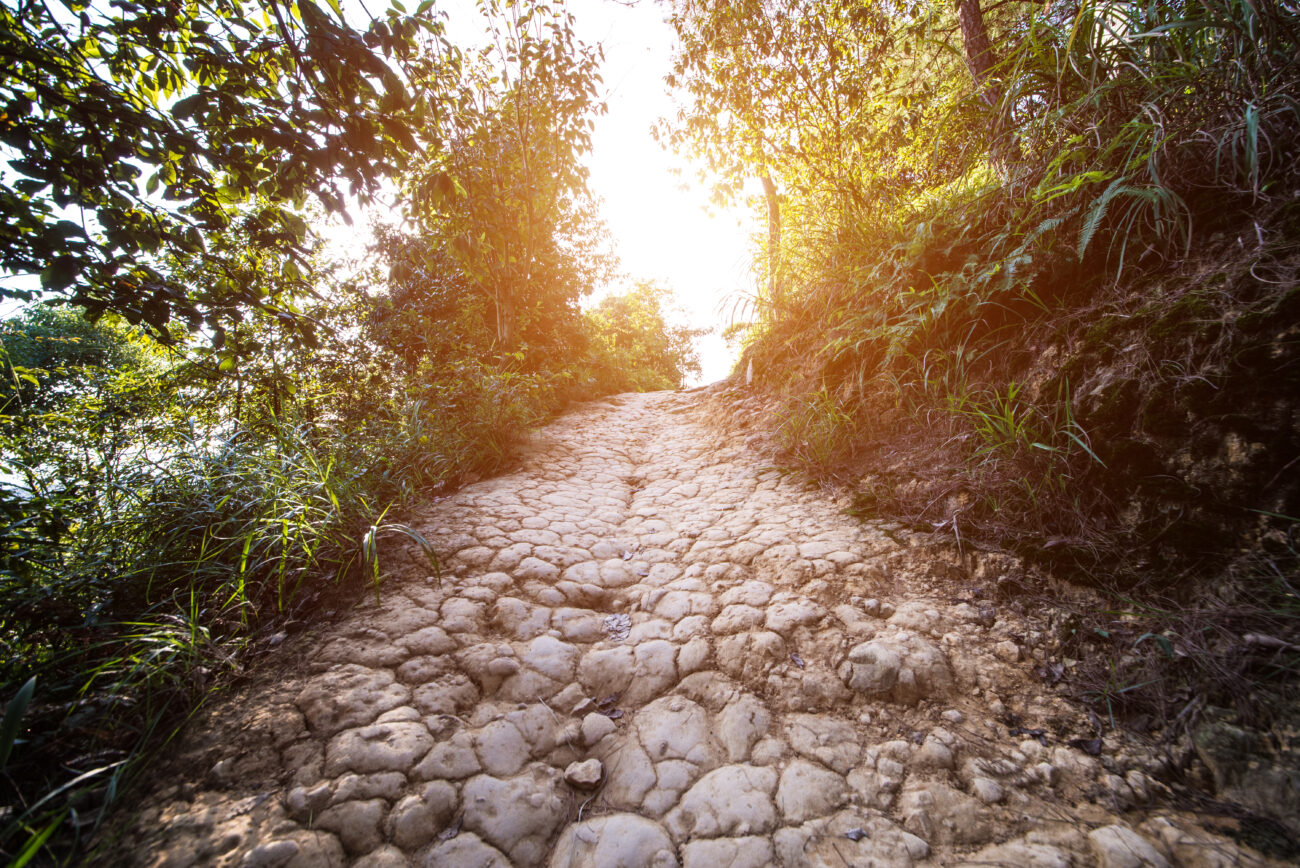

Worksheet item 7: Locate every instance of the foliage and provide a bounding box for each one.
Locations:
[387,0,614,370]
[583,281,708,392]
[0,0,450,340]
[666,0,1300,562]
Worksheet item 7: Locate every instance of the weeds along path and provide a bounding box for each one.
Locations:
[111,389,1278,867]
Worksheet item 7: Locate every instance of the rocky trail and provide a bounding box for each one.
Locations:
[109,389,1280,868]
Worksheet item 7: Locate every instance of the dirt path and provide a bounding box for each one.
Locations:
[114,390,1275,867]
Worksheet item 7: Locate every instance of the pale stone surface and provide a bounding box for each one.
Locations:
[960,839,1074,867]
[563,758,602,790]
[295,666,409,737]
[665,765,779,840]
[776,758,848,822]
[324,722,434,776]
[418,832,510,867]
[842,632,953,705]
[115,390,1284,868]
[1088,825,1172,868]
[314,799,386,856]
[462,768,568,866]
[387,781,456,850]
[548,814,678,868]
[680,836,774,868]
[579,712,616,746]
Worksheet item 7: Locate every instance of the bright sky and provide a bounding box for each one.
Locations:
[324,0,760,384]
[562,0,757,384]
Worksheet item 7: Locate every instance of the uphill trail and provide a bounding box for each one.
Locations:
[110,389,1278,867]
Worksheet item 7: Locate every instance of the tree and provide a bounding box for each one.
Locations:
[660,0,973,311]
[0,0,452,340]
[585,282,707,391]
[384,0,614,371]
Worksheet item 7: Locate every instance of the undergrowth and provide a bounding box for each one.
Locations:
[691,0,1300,830]
[0,278,694,862]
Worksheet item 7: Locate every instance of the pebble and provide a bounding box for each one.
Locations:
[564,759,603,791]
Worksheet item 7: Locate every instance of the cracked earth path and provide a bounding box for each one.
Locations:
[116,389,1278,867]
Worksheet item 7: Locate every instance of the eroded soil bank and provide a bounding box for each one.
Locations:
[104,390,1283,867]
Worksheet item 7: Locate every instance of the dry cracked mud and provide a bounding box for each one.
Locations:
[107,390,1284,868]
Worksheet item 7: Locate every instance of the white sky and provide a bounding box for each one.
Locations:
[564,0,757,384]
[324,0,760,384]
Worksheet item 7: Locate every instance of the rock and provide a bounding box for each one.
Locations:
[580,712,617,747]
[677,637,710,674]
[565,758,603,790]
[599,737,657,809]
[634,696,720,766]
[993,639,1020,662]
[315,632,409,668]
[417,831,510,868]
[387,781,457,850]
[520,635,580,681]
[711,604,765,634]
[1088,824,1171,868]
[396,625,458,656]
[914,736,955,770]
[765,598,827,635]
[462,767,568,865]
[295,666,410,737]
[515,556,560,582]
[680,836,773,868]
[330,772,406,804]
[897,782,993,846]
[352,846,410,868]
[473,720,530,777]
[960,840,1073,868]
[776,758,848,822]
[486,657,520,677]
[324,721,434,776]
[665,765,779,840]
[970,777,1005,804]
[239,840,300,868]
[413,729,481,780]
[784,714,861,774]
[715,631,786,683]
[410,673,479,716]
[577,646,634,698]
[842,632,953,705]
[285,783,332,822]
[549,683,586,714]
[1145,816,1265,868]
[716,693,770,762]
[626,640,678,704]
[548,814,678,868]
[314,799,387,856]
[553,608,606,643]
[278,831,346,868]
[774,812,928,868]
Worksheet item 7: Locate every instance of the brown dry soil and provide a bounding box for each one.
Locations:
[101,389,1285,867]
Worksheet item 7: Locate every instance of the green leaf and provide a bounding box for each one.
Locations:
[1,676,36,770]
[39,257,80,291]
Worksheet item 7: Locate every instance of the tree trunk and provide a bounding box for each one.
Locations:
[957,0,1000,102]
[956,0,1014,167]
[761,174,782,310]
